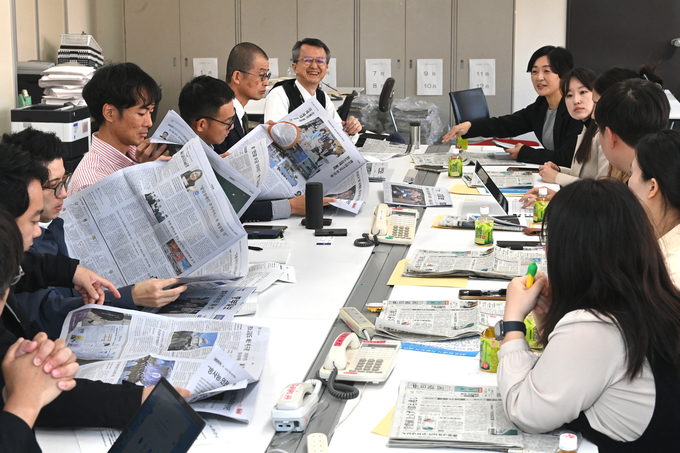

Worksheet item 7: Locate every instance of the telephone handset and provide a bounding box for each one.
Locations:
[319,332,400,384]
[271,379,322,432]
[370,203,418,245]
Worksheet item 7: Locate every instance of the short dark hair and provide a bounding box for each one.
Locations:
[226,42,268,83]
[595,78,670,148]
[593,66,664,96]
[2,128,66,166]
[526,45,573,78]
[636,130,680,214]
[178,76,235,124]
[542,178,680,378]
[83,62,162,124]
[0,207,23,294]
[292,38,330,62]
[0,143,48,218]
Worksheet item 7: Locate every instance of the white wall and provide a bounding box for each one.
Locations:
[512,0,567,111]
[0,0,17,133]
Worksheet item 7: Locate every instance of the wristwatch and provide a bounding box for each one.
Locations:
[494,320,526,341]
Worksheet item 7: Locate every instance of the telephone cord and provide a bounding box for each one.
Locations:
[326,365,360,399]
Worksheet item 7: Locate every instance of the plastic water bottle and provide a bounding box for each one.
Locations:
[475,206,493,246]
[448,149,463,178]
[556,433,578,452]
[533,187,549,223]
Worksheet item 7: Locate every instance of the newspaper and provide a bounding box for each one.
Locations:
[366,161,388,181]
[375,299,504,341]
[230,97,367,213]
[388,381,524,449]
[61,138,249,289]
[359,138,411,160]
[326,166,369,214]
[463,171,534,188]
[141,286,254,319]
[383,182,452,207]
[437,215,525,232]
[404,247,546,279]
[411,152,450,167]
[150,110,261,217]
[61,305,268,420]
[461,151,526,166]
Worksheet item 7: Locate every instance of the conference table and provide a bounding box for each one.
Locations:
[36,147,598,452]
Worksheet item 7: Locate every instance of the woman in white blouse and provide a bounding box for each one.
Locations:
[537,68,608,185]
[628,130,680,287]
[497,178,680,452]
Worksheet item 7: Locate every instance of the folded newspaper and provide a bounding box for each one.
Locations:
[436,215,525,232]
[60,305,268,421]
[463,171,534,188]
[383,182,453,207]
[375,299,504,341]
[461,150,526,166]
[61,137,249,289]
[230,97,369,214]
[388,381,563,452]
[403,248,546,280]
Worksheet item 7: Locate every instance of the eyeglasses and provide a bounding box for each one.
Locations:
[10,266,24,286]
[202,114,237,129]
[238,70,271,82]
[297,57,327,66]
[42,173,72,197]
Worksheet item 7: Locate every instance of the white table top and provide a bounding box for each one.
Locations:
[666,89,680,121]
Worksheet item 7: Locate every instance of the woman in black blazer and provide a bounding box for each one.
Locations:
[443,46,583,168]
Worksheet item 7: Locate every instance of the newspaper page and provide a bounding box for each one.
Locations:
[383,182,452,207]
[463,171,534,188]
[411,153,450,167]
[436,215,526,232]
[247,239,291,264]
[61,138,249,288]
[359,138,411,160]
[150,109,261,217]
[365,161,388,181]
[404,248,546,279]
[222,140,269,189]
[375,299,505,341]
[141,287,254,320]
[229,98,367,212]
[326,166,369,214]
[388,381,524,449]
[461,151,526,166]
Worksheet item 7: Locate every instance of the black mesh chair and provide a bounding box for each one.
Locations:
[449,88,490,124]
[337,91,358,121]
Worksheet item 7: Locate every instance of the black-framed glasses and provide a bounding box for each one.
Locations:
[297,57,327,66]
[202,114,237,129]
[238,70,272,82]
[10,266,24,286]
[42,173,72,197]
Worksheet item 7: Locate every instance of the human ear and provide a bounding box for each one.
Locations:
[102,104,116,123]
[648,177,660,200]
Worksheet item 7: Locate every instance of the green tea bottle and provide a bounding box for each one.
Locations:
[556,433,578,452]
[533,187,549,223]
[475,206,494,246]
[448,149,463,178]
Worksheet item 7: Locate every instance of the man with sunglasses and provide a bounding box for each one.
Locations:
[4,129,187,338]
[264,38,362,135]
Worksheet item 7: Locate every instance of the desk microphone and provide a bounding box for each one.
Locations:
[305,182,324,230]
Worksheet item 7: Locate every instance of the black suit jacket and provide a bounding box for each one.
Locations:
[466,96,583,167]
[214,113,246,155]
[1,252,143,430]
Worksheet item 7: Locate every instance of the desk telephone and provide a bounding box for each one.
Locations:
[370,203,418,245]
[319,332,400,384]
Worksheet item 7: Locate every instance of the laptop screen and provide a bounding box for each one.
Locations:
[109,377,205,453]
[474,161,510,215]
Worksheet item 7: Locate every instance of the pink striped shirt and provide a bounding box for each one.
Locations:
[68,133,138,195]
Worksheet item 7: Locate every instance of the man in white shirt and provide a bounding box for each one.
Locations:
[264,38,362,135]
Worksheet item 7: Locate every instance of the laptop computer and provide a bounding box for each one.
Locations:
[474,161,532,222]
[108,377,206,453]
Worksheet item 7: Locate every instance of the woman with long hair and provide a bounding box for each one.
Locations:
[629,130,680,287]
[537,68,608,185]
[497,178,680,452]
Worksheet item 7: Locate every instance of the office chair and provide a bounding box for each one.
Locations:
[449,88,490,124]
[337,90,358,121]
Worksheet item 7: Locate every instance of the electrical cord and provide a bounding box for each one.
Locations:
[326,365,360,399]
[328,382,368,439]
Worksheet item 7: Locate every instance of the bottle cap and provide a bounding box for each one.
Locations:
[480,206,490,215]
[538,187,548,197]
[558,433,578,451]
[451,148,459,155]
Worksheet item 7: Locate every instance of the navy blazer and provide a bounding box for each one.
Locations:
[214,113,246,155]
[466,96,583,167]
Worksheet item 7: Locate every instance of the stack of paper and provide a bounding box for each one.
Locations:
[38,64,95,105]
[58,33,104,68]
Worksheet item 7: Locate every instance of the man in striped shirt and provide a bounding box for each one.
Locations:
[69,63,171,196]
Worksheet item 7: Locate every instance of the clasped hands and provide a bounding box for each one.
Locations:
[502,271,552,343]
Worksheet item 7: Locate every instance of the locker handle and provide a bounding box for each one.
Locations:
[409,60,412,69]
[185,58,188,67]
[173,57,176,67]
[460,60,464,69]
[397,59,400,69]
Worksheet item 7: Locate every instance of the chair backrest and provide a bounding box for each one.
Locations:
[337,91,357,121]
[449,88,490,124]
